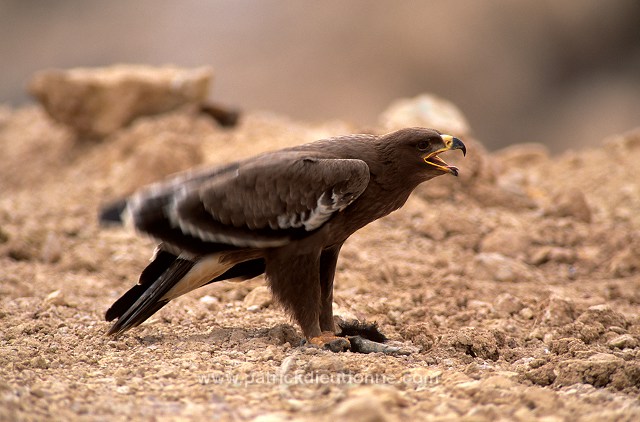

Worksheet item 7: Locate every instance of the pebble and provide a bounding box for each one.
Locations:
[494,293,525,315]
[332,302,358,321]
[30,356,50,369]
[115,386,131,395]
[474,253,534,282]
[252,414,289,422]
[543,295,575,326]
[607,334,638,350]
[519,307,535,320]
[199,295,220,311]
[243,285,272,310]
[44,290,67,307]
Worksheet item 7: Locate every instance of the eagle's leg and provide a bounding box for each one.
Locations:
[318,245,404,354]
[266,249,349,352]
[318,244,342,332]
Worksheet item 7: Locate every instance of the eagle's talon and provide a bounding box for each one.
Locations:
[307,332,351,352]
[324,337,351,353]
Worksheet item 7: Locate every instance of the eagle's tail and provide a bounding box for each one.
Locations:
[105,249,193,335]
[99,199,128,226]
[105,249,266,336]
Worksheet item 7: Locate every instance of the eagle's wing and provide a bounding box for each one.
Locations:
[122,152,370,252]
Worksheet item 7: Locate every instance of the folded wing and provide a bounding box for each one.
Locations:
[117,151,371,253]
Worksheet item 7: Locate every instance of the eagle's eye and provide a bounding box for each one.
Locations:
[417,141,430,151]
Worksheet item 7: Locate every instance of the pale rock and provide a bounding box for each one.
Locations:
[543,295,575,326]
[29,64,212,138]
[199,295,220,311]
[494,293,524,315]
[520,307,535,320]
[577,304,628,329]
[243,285,272,310]
[555,354,624,388]
[474,253,534,282]
[30,356,49,369]
[513,407,536,421]
[44,290,67,306]
[252,414,289,422]
[453,380,481,396]
[379,93,470,136]
[607,334,638,349]
[115,385,131,395]
[493,370,520,380]
[332,302,358,321]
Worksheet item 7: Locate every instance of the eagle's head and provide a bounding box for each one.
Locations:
[382,127,466,179]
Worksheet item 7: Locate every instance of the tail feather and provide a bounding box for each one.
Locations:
[105,249,179,322]
[99,199,128,226]
[106,251,267,336]
[107,257,195,336]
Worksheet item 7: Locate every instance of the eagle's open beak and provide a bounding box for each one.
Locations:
[423,134,466,176]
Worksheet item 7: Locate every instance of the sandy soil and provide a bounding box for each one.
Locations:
[1,104,640,421]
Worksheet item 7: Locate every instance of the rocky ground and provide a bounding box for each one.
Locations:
[1,85,640,421]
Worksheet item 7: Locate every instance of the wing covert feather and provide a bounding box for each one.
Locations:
[169,155,370,247]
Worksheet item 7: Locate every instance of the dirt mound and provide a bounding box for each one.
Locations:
[1,96,639,421]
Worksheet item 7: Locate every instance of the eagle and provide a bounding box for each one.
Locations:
[101,127,465,351]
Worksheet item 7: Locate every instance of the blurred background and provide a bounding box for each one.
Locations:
[1,0,639,151]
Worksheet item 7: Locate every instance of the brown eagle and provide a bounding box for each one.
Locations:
[101,127,465,351]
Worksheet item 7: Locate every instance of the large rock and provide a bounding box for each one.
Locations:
[29,64,212,138]
[379,93,470,136]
